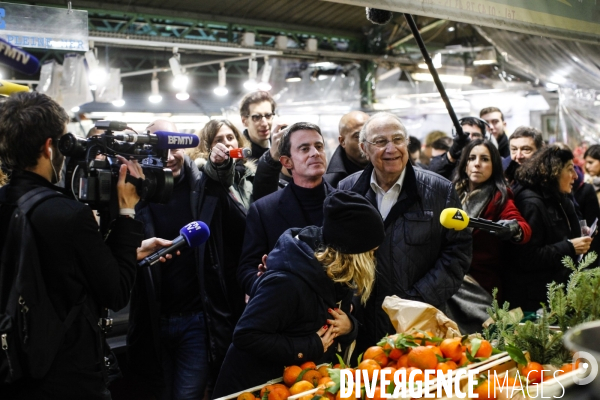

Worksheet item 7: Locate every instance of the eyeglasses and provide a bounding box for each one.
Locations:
[364,135,410,148]
[246,113,275,122]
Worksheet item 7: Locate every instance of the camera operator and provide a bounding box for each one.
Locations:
[0,92,144,399]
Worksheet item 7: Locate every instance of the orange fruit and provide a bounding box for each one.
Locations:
[302,370,323,386]
[406,367,424,381]
[386,359,397,368]
[557,363,574,375]
[237,392,256,400]
[261,384,291,400]
[468,339,493,358]
[427,345,443,359]
[520,361,543,384]
[396,354,409,369]
[283,365,303,387]
[440,338,463,362]
[457,352,469,367]
[357,359,381,381]
[289,380,315,395]
[505,376,523,389]
[318,376,334,388]
[436,362,452,374]
[388,348,403,360]
[407,346,438,370]
[298,396,313,400]
[300,361,317,370]
[472,379,496,400]
[336,389,358,400]
[317,364,330,377]
[445,360,458,370]
[381,366,396,391]
[411,331,436,346]
[364,346,389,368]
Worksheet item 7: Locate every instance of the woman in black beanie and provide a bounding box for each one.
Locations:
[212,191,385,397]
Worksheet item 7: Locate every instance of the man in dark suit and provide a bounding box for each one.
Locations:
[324,111,370,187]
[238,122,336,295]
[0,92,144,399]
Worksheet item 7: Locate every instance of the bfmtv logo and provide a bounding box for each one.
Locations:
[184,221,203,232]
[572,351,598,385]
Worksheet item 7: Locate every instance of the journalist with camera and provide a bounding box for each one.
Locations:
[0,92,144,399]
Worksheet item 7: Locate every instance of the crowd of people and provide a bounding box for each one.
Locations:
[0,90,597,399]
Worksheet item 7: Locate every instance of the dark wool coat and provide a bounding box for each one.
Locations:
[338,162,472,355]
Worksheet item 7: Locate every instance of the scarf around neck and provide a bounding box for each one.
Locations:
[459,182,495,218]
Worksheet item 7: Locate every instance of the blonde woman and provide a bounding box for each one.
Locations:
[191,119,256,209]
[213,191,384,396]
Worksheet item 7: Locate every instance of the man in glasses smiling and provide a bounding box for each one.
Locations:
[338,112,471,357]
[239,91,277,161]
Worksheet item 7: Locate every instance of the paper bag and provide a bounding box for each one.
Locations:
[382,295,461,338]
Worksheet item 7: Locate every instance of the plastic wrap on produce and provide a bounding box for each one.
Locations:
[382,295,461,338]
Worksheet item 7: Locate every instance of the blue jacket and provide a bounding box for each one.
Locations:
[213,226,357,397]
[338,162,472,353]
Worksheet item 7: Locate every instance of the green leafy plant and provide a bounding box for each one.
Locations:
[548,252,600,331]
[482,288,522,350]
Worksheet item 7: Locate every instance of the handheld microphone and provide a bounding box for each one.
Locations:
[110,130,199,150]
[138,221,210,268]
[0,80,29,96]
[229,148,252,159]
[439,208,505,233]
[0,38,40,75]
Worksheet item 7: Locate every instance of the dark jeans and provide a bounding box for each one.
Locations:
[160,312,208,400]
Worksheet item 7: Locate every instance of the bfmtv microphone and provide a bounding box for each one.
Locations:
[229,148,252,159]
[439,208,505,233]
[138,221,210,268]
[0,38,40,75]
[110,129,200,150]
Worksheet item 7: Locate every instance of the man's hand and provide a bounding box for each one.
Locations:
[210,143,230,166]
[116,156,144,209]
[257,254,268,277]
[571,236,593,255]
[269,122,289,160]
[137,237,179,261]
[448,132,470,162]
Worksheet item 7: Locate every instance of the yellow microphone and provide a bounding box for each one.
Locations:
[0,80,29,96]
[440,207,505,232]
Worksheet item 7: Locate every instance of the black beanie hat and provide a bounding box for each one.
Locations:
[322,190,385,254]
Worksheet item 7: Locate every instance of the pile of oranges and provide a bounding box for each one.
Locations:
[236,330,496,400]
[236,361,334,400]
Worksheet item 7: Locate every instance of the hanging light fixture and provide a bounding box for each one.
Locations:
[148,72,162,103]
[112,83,125,107]
[411,72,472,84]
[243,56,258,91]
[169,49,189,90]
[214,63,228,96]
[176,91,190,101]
[257,57,272,91]
[418,53,442,69]
[473,48,498,66]
[285,69,302,82]
[85,49,107,86]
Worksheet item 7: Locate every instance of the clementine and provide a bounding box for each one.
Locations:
[440,338,463,362]
[300,361,317,370]
[407,346,438,370]
[520,361,543,384]
[289,380,314,395]
[364,346,389,368]
[283,365,303,387]
[237,392,256,400]
[357,359,381,381]
[302,370,322,386]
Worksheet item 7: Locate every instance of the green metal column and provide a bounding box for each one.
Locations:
[360,60,376,110]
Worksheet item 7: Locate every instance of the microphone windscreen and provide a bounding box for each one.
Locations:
[366,8,394,25]
[0,38,40,75]
[0,80,29,96]
[440,208,469,231]
[180,221,210,247]
[154,131,200,149]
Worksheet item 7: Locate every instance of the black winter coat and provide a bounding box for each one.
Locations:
[0,171,143,399]
[324,145,365,188]
[238,180,336,295]
[213,226,357,397]
[506,187,580,311]
[128,157,246,389]
[338,163,472,353]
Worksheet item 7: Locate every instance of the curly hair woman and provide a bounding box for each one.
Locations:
[508,145,593,311]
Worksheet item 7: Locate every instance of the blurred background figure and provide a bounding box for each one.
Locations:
[584,144,600,205]
[191,119,255,209]
[407,136,422,167]
[420,130,448,167]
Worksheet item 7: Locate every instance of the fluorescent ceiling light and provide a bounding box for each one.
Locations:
[71,106,80,112]
[411,72,472,84]
[473,48,497,66]
[112,99,125,107]
[418,53,442,69]
[214,63,228,96]
[149,74,162,103]
[176,92,190,101]
[214,86,228,96]
[285,69,302,82]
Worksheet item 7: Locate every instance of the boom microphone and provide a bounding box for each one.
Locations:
[111,130,200,149]
[366,8,394,25]
[0,38,40,75]
[440,208,505,233]
[138,221,210,268]
[229,148,252,159]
